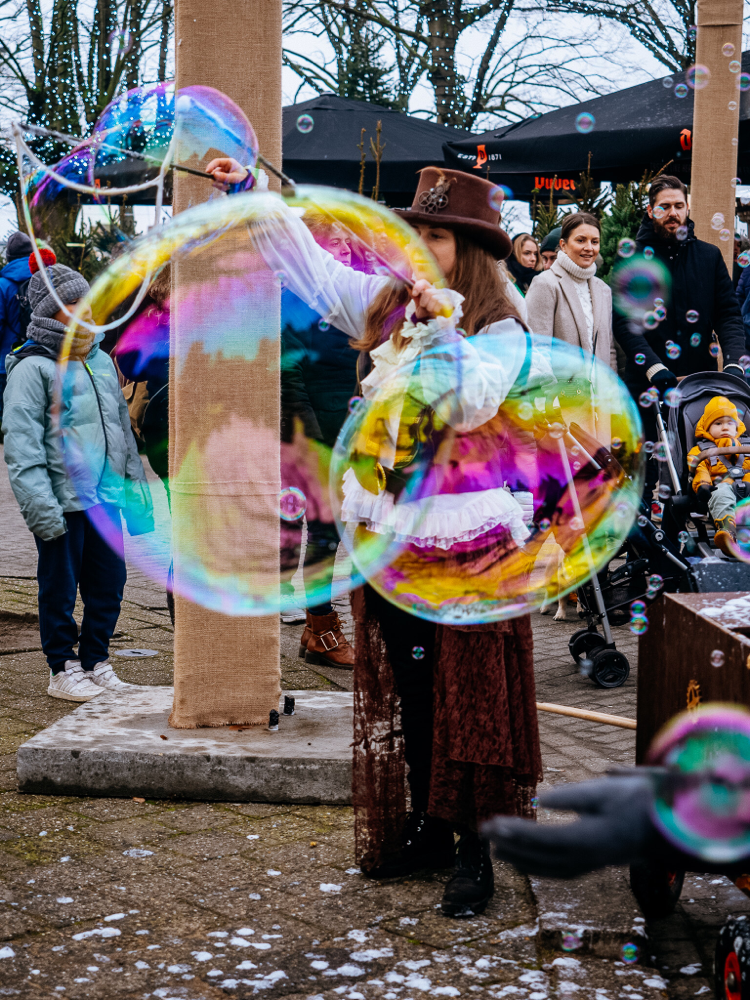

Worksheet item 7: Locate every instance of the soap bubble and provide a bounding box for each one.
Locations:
[613,257,670,329]
[711,649,725,668]
[688,25,696,40]
[662,76,674,88]
[562,931,582,952]
[575,112,595,134]
[729,101,738,112]
[296,114,314,133]
[629,615,648,635]
[686,309,699,323]
[674,83,689,98]
[643,441,654,454]
[720,228,732,242]
[690,333,701,347]
[653,204,666,220]
[664,387,682,407]
[643,247,654,260]
[108,27,134,56]
[621,943,639,964]
[55,183,442,616]
[617,238,636,258]
[729,60,741,74]
[712,212,725,230]
[723,42,736,57]
[678,530,689,543]
[411,646,425,660]
[687,65,710,89]
[644,312,658,330]
[710,343,720,358]
[653,297,664,308]
[348,396,363,413]
[738,73,750,91]
[332,335,644,624]
[279,487,307,522]
[646,574,663,595]
[648,705,750,862]
[676,225,688,241]
[742,355,750,373]
[630,600,646,615]
[639,391,656,407]
[738,252,750,268]
[635,353,646,365]
[488,185,506,211]
[654,306,666,321]
[666,341,681,360]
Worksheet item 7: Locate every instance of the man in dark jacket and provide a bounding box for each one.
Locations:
[0,232,33,426]
[612,175,746,506]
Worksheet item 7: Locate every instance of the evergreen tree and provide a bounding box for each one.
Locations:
[339,22,396,108]
[571,154,610,219]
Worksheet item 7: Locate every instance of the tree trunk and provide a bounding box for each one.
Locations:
[426,3,462,126]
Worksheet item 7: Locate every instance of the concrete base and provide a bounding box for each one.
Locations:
[17,687,353,805]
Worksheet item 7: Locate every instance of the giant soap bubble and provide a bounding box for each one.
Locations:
[54,184,443,616]
[330,334,644,624]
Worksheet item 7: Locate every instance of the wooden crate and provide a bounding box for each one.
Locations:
[636,592,750,763]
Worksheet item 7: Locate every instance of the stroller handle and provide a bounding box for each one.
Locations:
[688,446,750,467]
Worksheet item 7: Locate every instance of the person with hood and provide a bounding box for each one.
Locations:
[2,252,153,702]
[0,231,33,427]
[687,395,750,556]
[539,226,562,270]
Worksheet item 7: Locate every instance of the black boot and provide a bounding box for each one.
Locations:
[441,831,494,918]
[367,811,455,879]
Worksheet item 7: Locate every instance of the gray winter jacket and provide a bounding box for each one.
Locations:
[2,342,153,541]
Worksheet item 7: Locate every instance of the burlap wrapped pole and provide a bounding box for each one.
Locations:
[169,0,282,728]
[690,0,743,274]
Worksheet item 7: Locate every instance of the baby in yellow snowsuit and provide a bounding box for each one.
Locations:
[688,395,750,556]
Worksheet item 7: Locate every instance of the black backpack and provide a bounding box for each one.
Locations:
[14,277,32,345]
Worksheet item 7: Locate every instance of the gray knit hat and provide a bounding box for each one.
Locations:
[540,226,562,254]
[28,265,90,319]
[5,231,33,261]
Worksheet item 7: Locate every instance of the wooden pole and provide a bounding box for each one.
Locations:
[168,0,282,728]
[536,702,637,731]
[690,0,744,272]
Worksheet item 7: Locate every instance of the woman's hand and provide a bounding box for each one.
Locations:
[410,279,454,320]
[206,157,249,191]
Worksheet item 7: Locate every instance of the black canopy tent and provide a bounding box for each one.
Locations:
[281,94,473,205]
[443,51,750,202]
[82,93,473,206]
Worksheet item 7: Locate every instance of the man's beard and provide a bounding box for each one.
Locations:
[652,216,684,241]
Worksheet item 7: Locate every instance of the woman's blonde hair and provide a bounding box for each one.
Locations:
[353,230,521,353]
[512,233,541,270]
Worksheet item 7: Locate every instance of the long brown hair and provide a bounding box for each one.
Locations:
[512,232,541,270]
[353,230,521,353]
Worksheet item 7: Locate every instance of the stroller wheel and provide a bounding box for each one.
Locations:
[588,648,630,688]
[715,916,750,999]
[569,628,606,664]
[629,861,684,919]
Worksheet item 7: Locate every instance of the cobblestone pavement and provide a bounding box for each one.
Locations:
[0,450,745,998]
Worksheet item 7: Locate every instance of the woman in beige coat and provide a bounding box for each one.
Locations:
[525,212,617,373]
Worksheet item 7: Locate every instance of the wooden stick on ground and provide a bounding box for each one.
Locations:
[536,702,637,730]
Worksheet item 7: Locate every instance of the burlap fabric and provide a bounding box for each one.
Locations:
[691,0,743,273]
[169,0,282,728]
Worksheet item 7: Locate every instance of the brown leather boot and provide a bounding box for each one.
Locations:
[304,610,355,668]
[298,612,313,660]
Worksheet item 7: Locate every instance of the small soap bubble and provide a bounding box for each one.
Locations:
[347,395,363,413]
[279,487,306,522]
[643,441,654,454]
[562,932,582,952]
[676,225,688,241]
[653,442,668,462]
[621,942,639,964]
[575,112,595,134]
[629,615,648,636]
[720,228,732,242]
[296,114,314,133]
[710,342,720,358]
[411,646,425,660]
[729,101,738,112]
[688,24,696,40]
[531,796,539,810]
[739,252,750,268]
[690,332,701,346]
[662,76,674,88]
[654,305,667,321]
[579,658,593,678]
[666,340,681,359]
[653,204,666,220]
[674,83,689,98]
[644,246,654,260]
[738,72,750,92]
[658,483,672,499]
[273,269,287,284]
[664,388,681,409]
[635,353,646,366]
[729,60,741,74]
[611,436,623,450]
[488,186,505,211]
[644,312,659,330]
[569,516,584,532]
[108,28,134,56]
[723,42,736,57]
[318,318,330,331]
[653,297,664,308]
[687,64,710,89]
[686,309,699,323]
[712,212,726,230]
[630,600,646,615]
[678,530,689,543]
[539,517,551,532]
[639,391,655,407]
[742,354,750,373]
[733,137,739,147]
[711,649,725,668]
[617,237,636,258]
[647,574,663,592]
[637,515,649,528]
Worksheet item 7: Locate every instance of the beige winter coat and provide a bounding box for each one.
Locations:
[524,255,617,372]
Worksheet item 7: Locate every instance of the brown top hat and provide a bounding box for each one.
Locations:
[395,167,512,261]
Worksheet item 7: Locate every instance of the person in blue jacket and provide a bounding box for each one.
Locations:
[2,255,153,703]
[0,231,33,427]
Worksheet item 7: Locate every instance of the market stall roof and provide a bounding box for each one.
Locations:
[282,93,474,205]
[443,52,750,201]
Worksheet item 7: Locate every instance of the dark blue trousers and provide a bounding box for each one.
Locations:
[34,505,126,674]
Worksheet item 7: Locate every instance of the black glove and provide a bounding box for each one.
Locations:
[649,367,678,396]
[695,484,712,508]
[481,775,655,878]
[723,362,745,378]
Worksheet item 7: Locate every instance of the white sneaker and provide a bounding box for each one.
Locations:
[48,661,104,702]
[280,606,307,624]
[90,660,130,691]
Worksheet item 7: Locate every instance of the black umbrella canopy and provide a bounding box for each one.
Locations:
[283,94,473,207]
[444,52,750,201]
